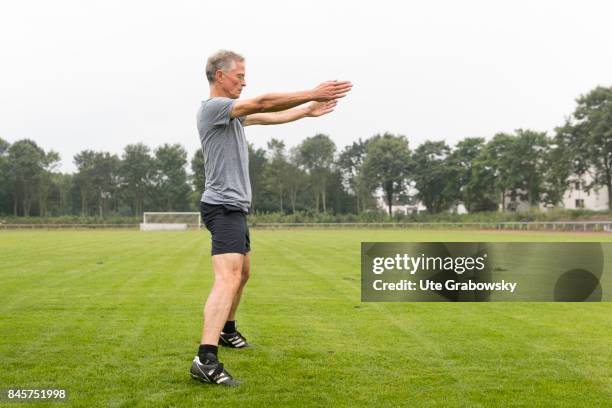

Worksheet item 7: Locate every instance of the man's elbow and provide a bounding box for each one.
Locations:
[254,96,272,113]
[256,95,284,113]
[233,98,266,118]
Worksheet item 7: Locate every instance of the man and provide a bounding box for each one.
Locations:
[189,50,352,386]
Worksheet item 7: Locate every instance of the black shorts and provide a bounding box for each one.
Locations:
[200,201,250,255]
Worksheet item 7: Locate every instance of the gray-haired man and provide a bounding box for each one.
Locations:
[190,50,352,386]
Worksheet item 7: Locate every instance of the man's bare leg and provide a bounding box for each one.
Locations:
[191,252,244,387]
[227,252,250,322]
[201,253,244,345]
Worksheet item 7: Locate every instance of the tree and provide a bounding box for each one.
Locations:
[248,144,267,213]
[285,148,308,214]
[37,150,60,217]
[93,153,120,217]
[7,139,46,216]
[362,133,411,216]
[337,139,375,213]
[326,168,354,214]
[119,143,154,216]
[296,134,336,212]
[483,133,521,211]
[450,137,494,212]
[73,150,97,216]
[412,140,460,214]
[264,139,289,212]
[0,138,11,215]
[563,86,612,209]
[190,148,205,193]
[480,130,548,211]
[512,129,548,206]
[543,119,585,207]
[0,138,8,155]
[541,131,572,207]
[52,173,74,216]
[464,152,500,212]
[153,143,191,211]
[74,150,120,217]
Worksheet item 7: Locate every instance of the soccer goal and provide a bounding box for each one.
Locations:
[140,212,201,231]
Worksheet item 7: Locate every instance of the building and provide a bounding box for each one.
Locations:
[561,173,609,211]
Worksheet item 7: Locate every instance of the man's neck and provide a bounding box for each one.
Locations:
[209,85,231,98]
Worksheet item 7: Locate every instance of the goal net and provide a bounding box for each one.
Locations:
[140,212,201,231]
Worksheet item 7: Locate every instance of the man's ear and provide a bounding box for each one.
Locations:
[215,70,224,84]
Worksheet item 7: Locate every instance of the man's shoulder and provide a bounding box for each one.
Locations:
[202,97,234,109]
[198,97,238,122]
[198,98,234,132]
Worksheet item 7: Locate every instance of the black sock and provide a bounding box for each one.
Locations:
[198,344,218,362]
[223,320,237,333]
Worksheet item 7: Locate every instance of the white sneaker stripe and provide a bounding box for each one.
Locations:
[194,362,212,382]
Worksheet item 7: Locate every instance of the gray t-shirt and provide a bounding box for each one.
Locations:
[197,97,251,212]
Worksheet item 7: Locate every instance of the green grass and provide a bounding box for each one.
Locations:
[1,229,611,407]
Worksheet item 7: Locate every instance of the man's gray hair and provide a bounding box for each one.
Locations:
[205,50,244,84]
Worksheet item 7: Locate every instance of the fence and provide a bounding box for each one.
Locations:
[252,221,612,232]
[2,221,612,232]
[0,224,138,230]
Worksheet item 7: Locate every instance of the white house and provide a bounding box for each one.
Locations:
[561,173,609,211]
[501,172,610,212]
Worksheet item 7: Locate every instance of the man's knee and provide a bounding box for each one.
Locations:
[241,266,250,285]
[216,269,242,295]
[213,254,245,290]
[241,255,250,284]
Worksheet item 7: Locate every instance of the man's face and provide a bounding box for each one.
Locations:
[219,60,246,99]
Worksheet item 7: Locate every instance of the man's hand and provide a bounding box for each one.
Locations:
[305,100,338,117]
[244,100,340,126]
[311,80,353,102]
[232,80,352,118]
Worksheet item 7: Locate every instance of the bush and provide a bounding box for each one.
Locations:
[0,215,140,225]
[2,208,611,225]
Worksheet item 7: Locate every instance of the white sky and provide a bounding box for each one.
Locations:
[1,0,611,173]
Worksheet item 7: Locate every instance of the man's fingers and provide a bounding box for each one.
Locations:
[316,108,335,116]
[332,85,353,96]
[321,80,352,90]
[332,90,351,97]
[333,83,352,91]
[328,80,351,86]
[332,82,352,90]
[313,80,352,102]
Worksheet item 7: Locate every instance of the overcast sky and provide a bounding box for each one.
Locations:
[1,0,611,173]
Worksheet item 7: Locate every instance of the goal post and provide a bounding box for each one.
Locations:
[140,212,201,231]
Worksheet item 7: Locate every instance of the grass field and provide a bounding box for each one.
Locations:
[1,229,611,407]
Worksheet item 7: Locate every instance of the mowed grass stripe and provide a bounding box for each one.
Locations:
[251,229,612,406]
[253,232,569,404]
[2,233,197,369]
[255,232,478,404]
[0,229,611,407]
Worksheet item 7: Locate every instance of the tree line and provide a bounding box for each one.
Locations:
[0,85,611,217]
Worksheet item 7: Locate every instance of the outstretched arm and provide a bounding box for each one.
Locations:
[243,100,337,126]
[230,80,351,119]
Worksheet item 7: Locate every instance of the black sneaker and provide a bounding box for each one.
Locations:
[219,331,252,348]
[190,354,242,387]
